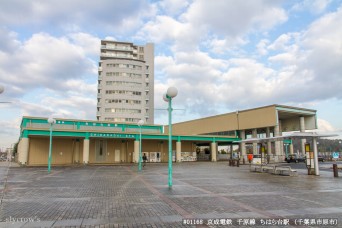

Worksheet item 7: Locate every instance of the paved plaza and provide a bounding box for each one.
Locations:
[0,162,341,227]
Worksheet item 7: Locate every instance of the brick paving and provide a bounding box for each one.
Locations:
[0,161,341,227]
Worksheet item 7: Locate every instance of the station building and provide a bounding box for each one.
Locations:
[17,104,317,166]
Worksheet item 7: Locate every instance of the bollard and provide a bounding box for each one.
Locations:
[229,159,231,166]
[333,164,338,177]
[243,157,245,165]
[237,159,239,167]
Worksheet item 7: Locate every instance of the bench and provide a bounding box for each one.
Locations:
[250,164,297,176]
[275,166,298,176]
[261,165,276,174]
[250,164,262,172]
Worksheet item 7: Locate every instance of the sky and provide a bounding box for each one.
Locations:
[1,0,342,149]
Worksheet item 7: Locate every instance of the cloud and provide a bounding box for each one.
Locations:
[0,0,153,34]
[155,52,277,118]
[183,0,287,36]
[291,6,342,100]
[292,0,332,14]
[0,28,20,52]
[137,16,187,43]
[182,0,287,52]
[256,39,270,56]
[138,0,288,53]
[68,33,100,57]
[0,118,22,148]
[0,31,96,98]
[0,29,99,147]
[154,5,342,118]
[268,34,292,51]
[318,119,336,132]
[158,0,191,16]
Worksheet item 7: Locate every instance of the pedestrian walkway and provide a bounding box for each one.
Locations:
[0,162,341,227]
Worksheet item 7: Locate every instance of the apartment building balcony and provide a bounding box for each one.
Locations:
[101,45,133,52]
[98,67,102,71]
[101,53,134,59]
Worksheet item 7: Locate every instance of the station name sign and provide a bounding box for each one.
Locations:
[90,133,135,139]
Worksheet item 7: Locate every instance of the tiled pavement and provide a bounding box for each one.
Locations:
[0,162,341,227]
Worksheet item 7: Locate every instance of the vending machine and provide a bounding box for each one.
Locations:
[305,143,315,175]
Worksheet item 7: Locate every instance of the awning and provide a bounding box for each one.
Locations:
[236,132,338,143]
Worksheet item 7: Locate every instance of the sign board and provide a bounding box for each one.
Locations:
[333,152,339,159]
[306,152,314,168]
[90,133,135,139]
[252,154,261,164]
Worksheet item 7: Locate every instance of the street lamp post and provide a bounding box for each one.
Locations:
[48,117,56,173]
[137,119,144,171]
[163,87,178,189]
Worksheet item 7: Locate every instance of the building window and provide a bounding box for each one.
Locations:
[104,108,141,113]
[106,72,142,79]
[105,99,141,104]
[105,90,142,96]
[106,63,142,70]
[105,81,142,87]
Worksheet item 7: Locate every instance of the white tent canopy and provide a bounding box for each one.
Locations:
[237,132,338,144]
[236,132,338,176]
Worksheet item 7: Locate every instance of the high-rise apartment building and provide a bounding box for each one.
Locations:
[97,40,154,124]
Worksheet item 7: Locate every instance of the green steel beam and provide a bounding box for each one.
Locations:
[85,132,89,140]
[21,128,241,142]
[21,117,163,132]
[26,130,87,137]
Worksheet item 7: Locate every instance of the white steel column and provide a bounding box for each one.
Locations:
[240,130,246,161]
[266,127,272,155]
[18,138,30,165]
[290,143,294,155]
[266,127,272,162]
[300,116,306,156]
[278,120,284,159]
[252,129,258,154]
[274,125,281,162]
[211,142,217,162]
[83,138,90,164]
[273,110,282,162]
[176,141,181,162]
[313,137,320,176]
